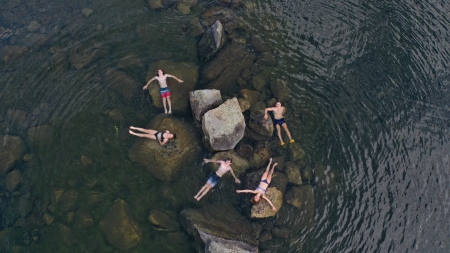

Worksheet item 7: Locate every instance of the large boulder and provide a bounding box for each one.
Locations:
[201,43,255,95]
[99,199,143,251]
[189,89,223,123]
[248,110,273,137]
[202,98,245,151]
[128,115,201,181]
[146,60,198,113]
[180,202,258,253]
[0,135,25,175]
[250,187,282,218]
[198,20,226,61]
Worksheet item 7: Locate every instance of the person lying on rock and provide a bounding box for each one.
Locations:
[143,69,184,115]
[236,158,278,211]
[194,158,241,201]
[128,126,176,146]
[264,101,295,146]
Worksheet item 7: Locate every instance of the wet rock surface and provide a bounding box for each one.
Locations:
[0,135,25,175]
[202,98,245,151]
[128,114,202,181]
[99,199,143,250]
[180,202,258,253]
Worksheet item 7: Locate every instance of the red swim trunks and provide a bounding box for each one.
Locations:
[160,87,171,98]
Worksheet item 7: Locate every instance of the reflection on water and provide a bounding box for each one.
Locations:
[1,0,449,252]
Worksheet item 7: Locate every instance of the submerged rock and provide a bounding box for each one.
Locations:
[189,89,223,123]
[128,115,201,181]
[146,60,199,113]
[0,135,25,175]
[180,202,258,253]
[202,98,245,151]
[99,199,143,250]
[270,79,290,102]
[201,43,255,95]
[27,125,54,147]
[148,209,179,232]
[5,170,22,192]
[104,69,141,103]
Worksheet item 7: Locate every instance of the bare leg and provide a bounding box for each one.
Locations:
[130,126,152,134]
[261,158,273,180]
[129,130,153,139]
[266,162,278,183]
[194,183,212,201]
[167,97,172,114]
[162,97,168,114]
[282,123,293,141]
[275,125,284,144]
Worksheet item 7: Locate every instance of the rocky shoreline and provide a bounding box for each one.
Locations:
[0,1,336,252]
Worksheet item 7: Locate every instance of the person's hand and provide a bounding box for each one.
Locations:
[143,86,148,90]
[179,79,184,83]
[235,178,241,184]
[272,207,277,211]
[203,158,209,163]
[264,114,268,120]
[236,190,241,193]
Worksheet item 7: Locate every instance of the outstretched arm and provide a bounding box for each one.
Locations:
[204,159,222,164]
[264,107,274,120]
[262,195,277,211]
[167,74,183,83]
[229,169,241,184]
[143,77,156,90]
[236,189,257,194]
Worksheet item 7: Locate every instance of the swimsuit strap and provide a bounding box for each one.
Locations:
[154,131,160,139]
[261,179,269,184]
[160,132,165,142]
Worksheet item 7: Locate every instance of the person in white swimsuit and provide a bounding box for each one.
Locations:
[194,158,241,201]
[236,158,278,211]
[143,69,183,114]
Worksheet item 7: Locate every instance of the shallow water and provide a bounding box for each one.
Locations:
[1,0,449,252]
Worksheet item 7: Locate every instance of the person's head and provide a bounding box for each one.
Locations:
[251,193,262,204]
[157,69,165,76]
[225,157,232,164]
[275,101,282,107]
[170,134,177,139]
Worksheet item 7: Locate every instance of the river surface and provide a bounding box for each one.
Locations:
[1,0,449,252]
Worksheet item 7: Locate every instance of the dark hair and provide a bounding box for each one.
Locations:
[156,69,165,76]
[225,157,232,163]
[172,134,177,139]
[250,196,261,204]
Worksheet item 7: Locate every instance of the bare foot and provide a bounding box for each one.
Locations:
[129,130,134,134]
[130,126,136,130]
[164,109,168,114]
[273,162,278,167]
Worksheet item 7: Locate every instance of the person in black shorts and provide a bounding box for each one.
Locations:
[264,101,295,145]
[194,158,241,201]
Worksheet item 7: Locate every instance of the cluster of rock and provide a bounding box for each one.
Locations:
[0,1,339,253]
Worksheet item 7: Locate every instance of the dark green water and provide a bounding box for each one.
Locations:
[1,0,449,252]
